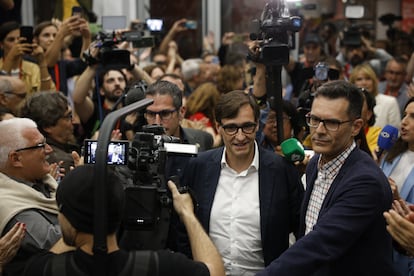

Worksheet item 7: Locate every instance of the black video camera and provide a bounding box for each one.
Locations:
[342,26,362,47]
[249,0,302,66]
[83,30,154,69]
[120,125,197,250]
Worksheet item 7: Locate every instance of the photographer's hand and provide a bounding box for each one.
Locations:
[167,180,225,276]
[168,180,194,218]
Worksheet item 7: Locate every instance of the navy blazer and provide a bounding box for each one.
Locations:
[257,148,398,276]
[178,146,304,266]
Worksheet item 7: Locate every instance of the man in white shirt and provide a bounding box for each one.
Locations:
[178,90,303,276]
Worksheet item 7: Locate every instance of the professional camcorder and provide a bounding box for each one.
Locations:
[119,125,197,250]
[249,0,302,65]
[83,29,154,69]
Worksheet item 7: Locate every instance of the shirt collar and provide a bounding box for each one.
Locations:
[318,141,356,173]
[221,141,260,171]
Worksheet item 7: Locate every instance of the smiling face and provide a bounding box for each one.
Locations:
[217,104,258,167]
[310,96,362,162]
[15,128,53,182]
[352,72,375,93]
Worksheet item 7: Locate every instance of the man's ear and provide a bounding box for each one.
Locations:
[43,126,53,135]
[9,152,23,167]
[178,106,186,121]
[351,118,364,137]
[0,93,7,105]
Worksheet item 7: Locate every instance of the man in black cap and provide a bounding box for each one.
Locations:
[336,29,392,78]
[23,165,225,276]
[285,32,325,99]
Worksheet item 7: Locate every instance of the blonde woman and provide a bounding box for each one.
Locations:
[350,64,401,129]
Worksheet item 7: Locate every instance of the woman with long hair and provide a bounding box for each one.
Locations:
[185,82,221,147]
[380,97,414,275]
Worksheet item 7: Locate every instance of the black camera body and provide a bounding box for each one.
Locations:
[83,30,154,69]
[120,125,197,250]
[249,0,301,66]
[342,26,362,47]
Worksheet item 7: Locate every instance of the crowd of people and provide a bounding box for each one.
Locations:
[1,1,414,275]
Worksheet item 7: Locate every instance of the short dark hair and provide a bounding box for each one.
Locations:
[0,21,19,42]
[20,91,68,134]
[215,90,260,124]
[97,68,126,88]
[314,80,363,119]
[145,80,182,109]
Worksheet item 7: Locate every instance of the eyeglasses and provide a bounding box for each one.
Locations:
[306,114,354,131]
[144,109,177,121]
[386,70,405,76]
[221,122,257,135]
[266,116,291,124]
[15,141,47,152]
[3,91,27,99]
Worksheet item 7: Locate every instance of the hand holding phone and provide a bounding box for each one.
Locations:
[184,20,197,30]
[19,26,33,54]
[20,26,33,44]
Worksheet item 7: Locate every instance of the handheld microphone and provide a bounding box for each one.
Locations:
[376,125,399,159]
[281,138,305,162]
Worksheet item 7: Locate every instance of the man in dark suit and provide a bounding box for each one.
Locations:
[144,80,213,152]
[257,81,398,275]
[178,90,304,275]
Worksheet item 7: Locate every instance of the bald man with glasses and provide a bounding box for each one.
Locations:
[0,117,67,275]
[177,90,304,276]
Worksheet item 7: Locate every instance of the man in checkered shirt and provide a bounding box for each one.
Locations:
[257,80,398,276]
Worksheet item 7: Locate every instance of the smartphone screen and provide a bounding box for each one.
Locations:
[19,26,33,44]
[185,20,197,30]
[83,139,129,165]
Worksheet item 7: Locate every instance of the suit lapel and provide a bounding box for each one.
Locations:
[258,149,276,242]
[201,148,223,232]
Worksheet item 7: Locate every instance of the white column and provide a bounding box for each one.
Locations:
[206,0,221,51]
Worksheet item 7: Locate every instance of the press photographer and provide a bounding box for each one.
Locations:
[23,165,225,276]
[336,24,393,78]
[248,0,301,144]
[72,32,154,140]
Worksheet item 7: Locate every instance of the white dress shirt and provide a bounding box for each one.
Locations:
[209,142,264,276]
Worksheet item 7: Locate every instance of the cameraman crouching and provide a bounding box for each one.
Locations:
[23,165,225,276]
